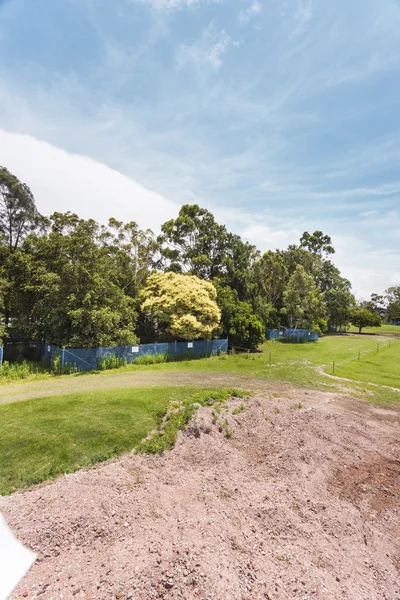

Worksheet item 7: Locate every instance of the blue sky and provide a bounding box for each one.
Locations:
[0,0,399,297]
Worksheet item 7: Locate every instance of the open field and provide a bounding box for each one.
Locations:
[1,334,399,406]
[348,323,400,335]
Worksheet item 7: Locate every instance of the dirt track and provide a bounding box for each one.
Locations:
[1,388,399,600]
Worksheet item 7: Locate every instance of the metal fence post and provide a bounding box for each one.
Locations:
[0,346,3,369]
[62,347,65,369]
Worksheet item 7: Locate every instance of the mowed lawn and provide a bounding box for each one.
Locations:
[0,386,233,495]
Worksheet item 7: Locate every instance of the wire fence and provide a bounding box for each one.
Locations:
[331,339,395,374]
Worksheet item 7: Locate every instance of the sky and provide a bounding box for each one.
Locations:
[0,0,399,298]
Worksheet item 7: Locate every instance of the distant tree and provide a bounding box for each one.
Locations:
[282,265,325,330]
[0,166,44,252]
[350,307,381,333]
[140,272,221,341]
[215,283,265,349]
[384,286,400,322]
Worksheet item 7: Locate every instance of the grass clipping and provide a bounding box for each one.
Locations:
[137,388,249,454]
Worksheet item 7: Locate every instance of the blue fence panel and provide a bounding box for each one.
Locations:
[389,319,400,326]
[40,339,228,372]
[0,346,3,367]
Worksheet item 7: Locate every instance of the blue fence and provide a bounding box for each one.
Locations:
[38,339,228,372]
[389,320,400,326]
[266,328,318,343]
[0,346,3,367]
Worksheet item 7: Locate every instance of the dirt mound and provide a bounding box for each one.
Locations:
[1,389,399,600]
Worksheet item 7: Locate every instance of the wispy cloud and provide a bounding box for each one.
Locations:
[175,23,239,70]
[238,0,262,24]
[132,0,220,10]
[292,0,314,35]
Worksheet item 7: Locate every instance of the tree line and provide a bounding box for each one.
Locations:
[0,166,398,349]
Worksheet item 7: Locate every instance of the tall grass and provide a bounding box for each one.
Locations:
[0,360,50,380]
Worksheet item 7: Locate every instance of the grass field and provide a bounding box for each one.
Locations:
[1,334,399,495]
[348,323,400,335]
[0,386,238,495]
[102,335,400,397]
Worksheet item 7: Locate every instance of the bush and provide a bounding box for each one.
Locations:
[0,360,49,380]
[98,354,127,370]
[134,354,167,365]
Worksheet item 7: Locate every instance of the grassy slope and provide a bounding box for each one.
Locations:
[0,386,235,495]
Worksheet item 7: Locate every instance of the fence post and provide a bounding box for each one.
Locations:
[61,347,66,369]
[0,346,2,369]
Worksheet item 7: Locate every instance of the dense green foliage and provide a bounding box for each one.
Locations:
[140,272,221,340]
[1,166,393,351]
[350,307,382,333]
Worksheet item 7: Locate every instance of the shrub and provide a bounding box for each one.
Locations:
[98,354,127,370]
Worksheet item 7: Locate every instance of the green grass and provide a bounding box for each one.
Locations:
[3,335,400,403]
[348,323,400,336]
[0,386,239,495]
[335,346,400,388]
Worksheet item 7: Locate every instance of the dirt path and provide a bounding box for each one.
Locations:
[0,371,291,405]
[1,389,399,600]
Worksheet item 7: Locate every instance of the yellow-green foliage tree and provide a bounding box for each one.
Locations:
[140,272,221,341]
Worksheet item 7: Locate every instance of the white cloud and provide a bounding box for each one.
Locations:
[132,0,221,10]
[176,24,239,70]
[0,129,178,232]
[239,0,262,24]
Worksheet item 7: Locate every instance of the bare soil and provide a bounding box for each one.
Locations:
[1,388,400,600]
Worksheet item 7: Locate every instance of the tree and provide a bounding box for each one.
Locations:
[0,166,43,252]
[325,288,355,330]
[282,265,325,330]
[140,272,221,341]
[384,286,400,322]
[159,205,258,301]
[253,251,288,308]
[18,213,139,347]
[158,204,228,279]
[350,308,381,333]
[215,284,265,349]
[299,230,335,258]
[0,277,5,345]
